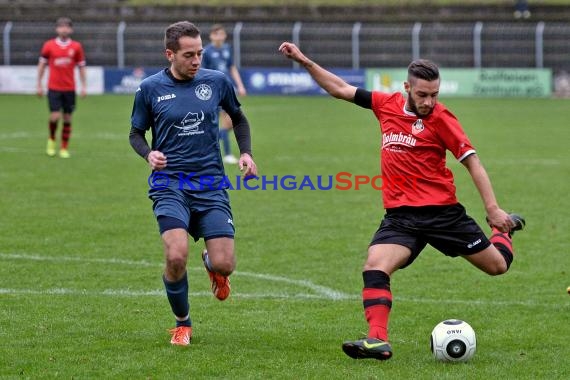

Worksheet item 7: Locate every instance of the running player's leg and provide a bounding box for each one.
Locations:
[343,206,428,361]
[463,213,525,275]
[202,237,235,301]
[194,190,235,300]
[204,237,235,276]
[59,91,76,158]
[46,90,62,156]
[342,243,411,360]
[463,244,510,275]
[152,189,193,345]
[160,224,193,345]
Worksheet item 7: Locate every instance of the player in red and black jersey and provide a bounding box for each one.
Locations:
[37,17,86,158]
[280,42,525,361]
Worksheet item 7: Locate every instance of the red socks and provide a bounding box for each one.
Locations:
[362,270,392,341]
[490,227,514,269]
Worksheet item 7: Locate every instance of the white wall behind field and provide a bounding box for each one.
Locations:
[0,66,104,94]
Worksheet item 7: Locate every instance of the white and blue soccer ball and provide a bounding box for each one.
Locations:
[430,319,477,362]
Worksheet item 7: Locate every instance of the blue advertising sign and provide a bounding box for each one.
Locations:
[104,67,163,94]
[104,67,364,96]
[241,68,365,95]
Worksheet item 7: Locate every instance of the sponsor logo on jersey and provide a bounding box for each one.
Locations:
[195,84,212,101]
[54,57,73,66]
[382,132,417,149]
[467,238,482,249]
[174,111,205,136]
[157,93,176,103]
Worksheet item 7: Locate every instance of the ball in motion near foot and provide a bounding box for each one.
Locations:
[430,319,476,362]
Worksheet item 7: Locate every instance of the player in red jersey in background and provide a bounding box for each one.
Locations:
[37,17,86,158]
[279,42,525,361]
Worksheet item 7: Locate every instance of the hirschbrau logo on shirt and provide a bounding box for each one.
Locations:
[412,119,424,135]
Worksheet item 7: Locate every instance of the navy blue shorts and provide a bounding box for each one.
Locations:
[149,187,234,241]
[47,90,76,113]
[369,203,491,269]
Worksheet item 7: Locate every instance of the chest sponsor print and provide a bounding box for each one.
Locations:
[382,131,417,152]
[173,111,206,136]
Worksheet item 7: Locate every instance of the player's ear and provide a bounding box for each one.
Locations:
[404,81,411,93]
[165,49,174,62]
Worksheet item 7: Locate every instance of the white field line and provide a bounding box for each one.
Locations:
[0,253,351,300]
[0,253,564,308]
[0,288,338,300]
[0,286,563,309]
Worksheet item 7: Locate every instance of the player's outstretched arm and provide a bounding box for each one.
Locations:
[279,42,357,102]
[461,154,513,233]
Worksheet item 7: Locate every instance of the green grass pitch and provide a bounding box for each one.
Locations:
[0,93,569,378]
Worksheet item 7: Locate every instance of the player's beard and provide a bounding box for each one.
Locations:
[407,92,434,118]
[171,61,199,80]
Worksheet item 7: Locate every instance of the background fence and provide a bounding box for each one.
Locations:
[2,21,570,72]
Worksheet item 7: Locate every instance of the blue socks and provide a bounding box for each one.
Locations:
[219,128,231,156]
[163,272,191,327]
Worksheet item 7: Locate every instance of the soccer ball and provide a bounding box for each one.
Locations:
[430,319,476,362]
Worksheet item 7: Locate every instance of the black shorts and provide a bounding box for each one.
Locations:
[369,203,491,269]
[47,90,76,113]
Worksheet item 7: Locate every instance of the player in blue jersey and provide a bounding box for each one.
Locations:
[202,24,247,165]
[129,21,257,346]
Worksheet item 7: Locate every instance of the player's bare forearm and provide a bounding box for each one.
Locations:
[463,155,498,211]
[278,42,356,101]
[462,154,512,232]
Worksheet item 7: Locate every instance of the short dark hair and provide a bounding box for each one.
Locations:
[407,59,440,82]
[210,24,226,34]
[56,17,72,27]
[164,21,201,52]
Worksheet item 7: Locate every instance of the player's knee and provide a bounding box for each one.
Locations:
[483,260,508,276]
[164,242,188,276]
[209,252,235,275]
[165,254,187,276]
[217,258,235,276]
